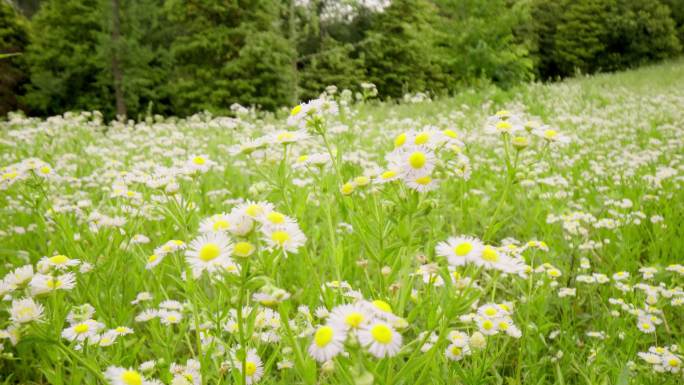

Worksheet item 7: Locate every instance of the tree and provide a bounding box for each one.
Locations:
[0,0,30,116]
[23,0,110,116]
[165,0,295,114]
[360,0,447,98]
[435,0,533,87]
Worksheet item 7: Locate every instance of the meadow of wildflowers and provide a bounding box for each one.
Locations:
[1,61,683,385]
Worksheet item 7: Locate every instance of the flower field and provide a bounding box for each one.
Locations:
[1,61,683,385]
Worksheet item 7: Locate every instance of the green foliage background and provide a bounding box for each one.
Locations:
[0,0,682,118]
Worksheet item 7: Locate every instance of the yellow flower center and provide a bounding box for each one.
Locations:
[381,170,397,180]
[271,231,290,245]
[443,129,458,139]
[484,307,497,317]
[481,247,499,262]
[277,132,295,141]
[198,243,221,262]
[496,122,512,132]
[192,156,206,165]
[233,242,255,257]
[454,242,472,256]
[46,279,62,289]
[148,254,158,263]
[314,326,334,347]
[297,155,308,163]
[341,183,355,195]
[641,323,652,330]
[394,133,407,148]
[345,312,364,328]
[245,361,257,376]
[372,300,392,313]
[482,320,494,330]
[40,166,51,174]
[544,129,558,139]
[408,152,426,169]
[121,370,142,385]
[451,346,462,356]
[668,358,680,367]
[2,171,18,180]
[290,105,302,116]
[414,132,430,145]
[370,324,393,344]
[74,323,89,334]
[267,212,285,224]
[115,327,127,333]
[415,176,431,185]
[512,136,529,147]
[49,255,69,265]
[167,315,178,322]
[498,321,509,330]
[213,219,230,231]
[245,204,263,217]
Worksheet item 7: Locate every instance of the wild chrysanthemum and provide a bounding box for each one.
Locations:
[104,366,150,385]
[262,224,306,253]
[185,232,234,277]
[62,319,103,342]
[199,213,233,234]
[29,273,76,295]
[10,298,44,324]
[445,343,471,361]
[436,236,484,266]
[238,349,264,385]
[358,321,402,358]
[329,304,370,332]
[308,324,346,362]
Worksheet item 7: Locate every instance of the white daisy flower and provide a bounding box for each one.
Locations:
[445,343,471,361]
[308,324,346,362]
[185,232,234,277]
[10,297,44,324]
[262,223,306,253]
[158,310,183,325]
[329,304,371,332]
[436,236,484,266]
[4,265,34,287]
[62,319,104,342]
[145,253,165,270]
[199,213,233,234]
[29,273,76,295]
[405,173,439,192]
[237,349,264,385]
[186,155,213,173]
[475,316,499,336]
[104,366,150,385]
[39,254,80,271]
[358,321,402,358]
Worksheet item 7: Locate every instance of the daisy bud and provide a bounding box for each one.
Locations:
[381,266,392,276]
[470,332,486,349]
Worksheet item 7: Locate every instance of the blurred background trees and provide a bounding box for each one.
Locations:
[0,0,682,119]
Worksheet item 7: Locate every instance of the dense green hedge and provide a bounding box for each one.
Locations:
[0,0,681,118]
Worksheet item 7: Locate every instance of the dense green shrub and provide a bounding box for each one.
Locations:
[530,0,681,79]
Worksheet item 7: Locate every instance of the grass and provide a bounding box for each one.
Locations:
[0,59,683,385]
